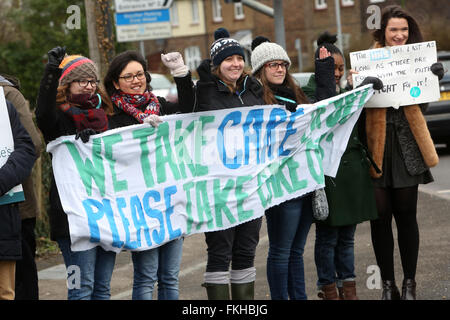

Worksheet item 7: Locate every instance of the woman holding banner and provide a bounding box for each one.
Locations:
[303,32,381,300]
[104,50,194,300]
[178,28,265,300]
[250,36,314,300]
[36,47,116,300]
[366,5,444,300]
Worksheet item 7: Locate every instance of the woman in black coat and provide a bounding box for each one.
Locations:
[177,28,265,300]
[104,50,194,300]
[0,100,36,299]
[36,47,116,300]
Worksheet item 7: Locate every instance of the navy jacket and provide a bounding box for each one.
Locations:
[0,100,36,260]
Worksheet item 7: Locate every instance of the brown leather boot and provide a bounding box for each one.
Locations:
[338,286,344,300]
[318,283,339,300]
[342,281,359,300]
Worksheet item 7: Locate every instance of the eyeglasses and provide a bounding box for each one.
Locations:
[266,62,289,70]
[119,71,146,82]
[76,79,99,88]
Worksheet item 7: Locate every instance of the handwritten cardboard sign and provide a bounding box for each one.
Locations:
[350,41,440,108]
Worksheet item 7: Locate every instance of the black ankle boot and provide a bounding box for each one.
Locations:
[401,279,416,300]
[381,280,400,300]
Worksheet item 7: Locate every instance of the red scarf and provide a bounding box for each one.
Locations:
[58,93,108,133]
[111,90,160,123]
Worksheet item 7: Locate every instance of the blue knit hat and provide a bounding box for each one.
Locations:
[210,28,245,66]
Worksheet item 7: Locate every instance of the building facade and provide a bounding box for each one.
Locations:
[140,0,450,74]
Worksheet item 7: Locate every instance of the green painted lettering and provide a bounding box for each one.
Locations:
[133,127,156,188]
[64,138,105,196]
[213,178,236,228]
[103,134,128,193]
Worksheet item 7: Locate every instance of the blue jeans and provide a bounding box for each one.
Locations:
[131,238,183,300]
[314,223,356,288]
[57,239,116,300]
[265,195,313,300]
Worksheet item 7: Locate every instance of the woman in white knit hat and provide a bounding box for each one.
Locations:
[251,37,313,300]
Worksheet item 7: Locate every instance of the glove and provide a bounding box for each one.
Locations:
[431,62,445,80]
[47,46,66,67]
[161,52,189,77]
[75,128,97,143]
[358,76,383,90]
[196,59,215,83]
[285,101,298,113]
[143,114,162,127]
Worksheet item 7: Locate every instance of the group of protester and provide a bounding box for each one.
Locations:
[0,5,445,301]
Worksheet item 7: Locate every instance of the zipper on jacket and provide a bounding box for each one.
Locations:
[219,76,248,105]
[237,76,248,105]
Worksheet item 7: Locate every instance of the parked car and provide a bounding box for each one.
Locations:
[150,73,177,102]
[424,51,450,148]
[292,72,314,87]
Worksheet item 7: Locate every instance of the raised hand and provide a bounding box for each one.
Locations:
[47,46,66,67]
[196,59,214,83]
[161,52,189,77]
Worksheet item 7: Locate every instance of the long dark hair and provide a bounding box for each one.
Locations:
[254,68,309,105]
[103,50,152,97]
[372,5,423,46]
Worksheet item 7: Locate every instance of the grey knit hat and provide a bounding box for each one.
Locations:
[251,42,291,74]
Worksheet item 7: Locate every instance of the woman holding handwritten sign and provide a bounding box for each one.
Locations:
[367,5,444,300]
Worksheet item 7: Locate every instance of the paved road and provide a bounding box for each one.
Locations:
[37,148,450,300]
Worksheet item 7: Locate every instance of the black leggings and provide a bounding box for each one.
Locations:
[370,186,419,281]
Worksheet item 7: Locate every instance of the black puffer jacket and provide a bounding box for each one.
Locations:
[0,101,36,260]
[35,64,82,241]
[181,59,264,113]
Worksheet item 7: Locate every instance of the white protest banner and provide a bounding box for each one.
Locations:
[0,87,25,205]
[47,86,374,253]
[350,41,440,108]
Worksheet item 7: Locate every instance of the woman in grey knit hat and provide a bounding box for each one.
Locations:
[251,37,312,300]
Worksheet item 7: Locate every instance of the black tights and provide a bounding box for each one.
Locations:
[370,186,419,281]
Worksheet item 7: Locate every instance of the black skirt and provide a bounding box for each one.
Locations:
[372,122,434,188]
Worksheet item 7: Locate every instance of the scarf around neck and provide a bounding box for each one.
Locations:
[111,90,160,123]
[59,93,108,133]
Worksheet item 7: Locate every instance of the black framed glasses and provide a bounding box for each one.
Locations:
[119,71,146,82]
[266,62,289,70]
[76,79,99,88]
